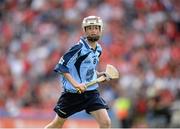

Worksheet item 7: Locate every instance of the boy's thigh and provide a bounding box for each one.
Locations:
[54,92,85,118]
[85,91,109,114]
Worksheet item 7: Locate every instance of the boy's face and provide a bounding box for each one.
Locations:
[85,25,101,42]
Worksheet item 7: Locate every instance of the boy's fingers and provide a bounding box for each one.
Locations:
[76,88,82,94]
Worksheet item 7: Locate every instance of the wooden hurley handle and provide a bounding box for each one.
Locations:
[77,76,106,94]
[85,76,106,88]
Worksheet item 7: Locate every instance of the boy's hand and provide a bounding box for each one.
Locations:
[75,83,87,94]
[98,72,111,81]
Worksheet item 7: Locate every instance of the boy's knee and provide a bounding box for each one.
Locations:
[100,118,111,128]
[44,121,61,128]
[44,115,66,128]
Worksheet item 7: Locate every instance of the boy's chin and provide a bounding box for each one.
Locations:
[87,35,100,42]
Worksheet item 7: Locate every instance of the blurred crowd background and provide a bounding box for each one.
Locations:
[0,0,180,128]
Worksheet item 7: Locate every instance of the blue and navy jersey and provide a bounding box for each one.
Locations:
[54,37,102,93]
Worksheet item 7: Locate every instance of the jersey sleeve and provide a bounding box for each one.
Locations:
[54,43,83,74]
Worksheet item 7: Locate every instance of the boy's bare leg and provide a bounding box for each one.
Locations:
[90,109,111,128]
[44,114,66,128]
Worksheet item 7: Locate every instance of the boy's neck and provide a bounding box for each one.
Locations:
[88,41,97,50]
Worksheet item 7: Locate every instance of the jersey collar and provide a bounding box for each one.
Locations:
[80,36,97,51]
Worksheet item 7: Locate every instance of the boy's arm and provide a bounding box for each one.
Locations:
[63,72,86,93]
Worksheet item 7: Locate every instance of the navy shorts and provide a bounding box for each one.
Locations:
[54,90,109,118]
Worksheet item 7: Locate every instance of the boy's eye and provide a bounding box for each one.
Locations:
[94,26,98,29]
[87,26,99,30]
